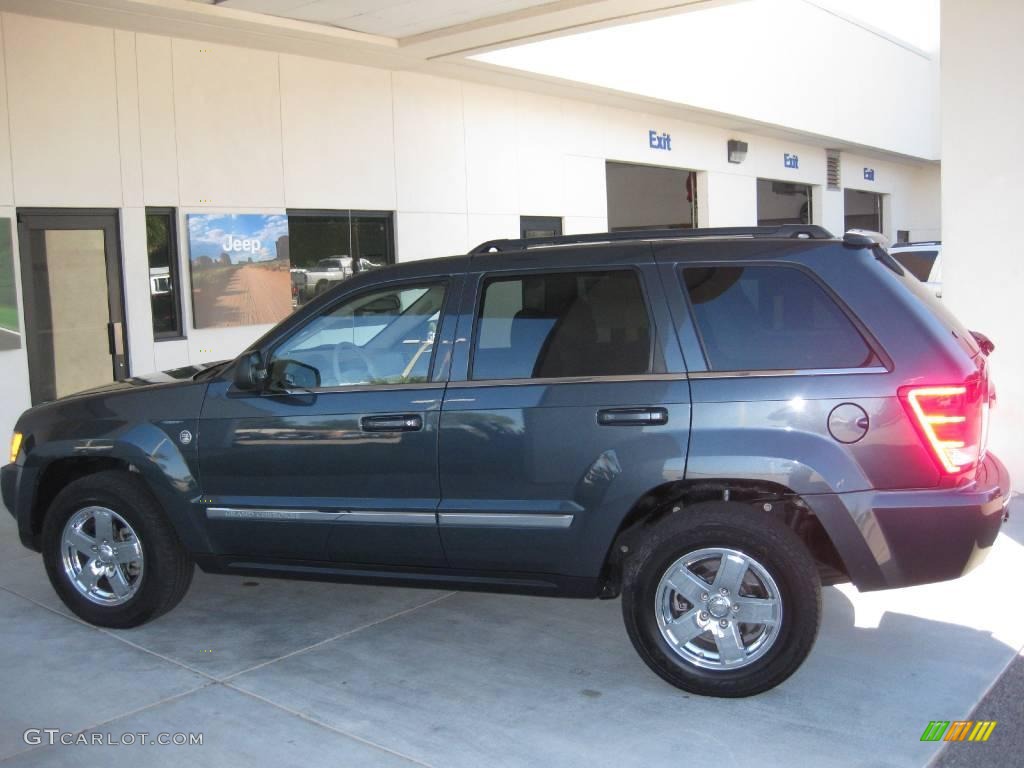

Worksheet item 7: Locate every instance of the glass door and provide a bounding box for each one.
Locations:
[17,210,128,403]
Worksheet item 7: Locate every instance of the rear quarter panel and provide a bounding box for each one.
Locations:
[655,240,973,494]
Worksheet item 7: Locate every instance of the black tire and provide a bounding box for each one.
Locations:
[41,471,194,628]
[621,501,821,697]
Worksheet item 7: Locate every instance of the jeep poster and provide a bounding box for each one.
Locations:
[186,213,291,329]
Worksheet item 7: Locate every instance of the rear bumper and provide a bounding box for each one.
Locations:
[807,452,1011,591]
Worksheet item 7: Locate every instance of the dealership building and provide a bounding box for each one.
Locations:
[0,0,1019,474]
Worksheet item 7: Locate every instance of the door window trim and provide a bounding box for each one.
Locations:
[467,265,661,383]
[677,260,892,375]
[260,275,454,394]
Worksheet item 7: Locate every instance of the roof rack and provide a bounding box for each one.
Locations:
[470,224,835,254]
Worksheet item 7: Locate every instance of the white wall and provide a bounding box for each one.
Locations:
[0,11,939,445]
[941,0,1023,477]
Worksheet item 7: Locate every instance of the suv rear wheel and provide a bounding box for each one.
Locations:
[42,471,194,628]
[621,501,821,697]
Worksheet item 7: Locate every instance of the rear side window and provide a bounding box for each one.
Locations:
[472,270,653,380]
[682,266,878,371]
[891,249,938,282]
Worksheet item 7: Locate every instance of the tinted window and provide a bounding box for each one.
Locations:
[270,283,445,388]
[473,270,652,380]
[146,209,183,339]
[287,211,395,308]
[682,266,876,371]
[891,249,938,282]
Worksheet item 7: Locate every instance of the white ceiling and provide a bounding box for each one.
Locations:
[191,0,561,38]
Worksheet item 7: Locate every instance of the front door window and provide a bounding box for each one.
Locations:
[268,283,446,389]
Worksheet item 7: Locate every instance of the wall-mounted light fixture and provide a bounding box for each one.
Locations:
[727,139,748,164]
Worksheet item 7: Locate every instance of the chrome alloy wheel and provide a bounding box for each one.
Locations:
[655,547,782,670]
[61,506,144,606]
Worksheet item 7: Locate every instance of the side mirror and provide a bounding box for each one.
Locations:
[268,359,321,392]
[233,352,265,391]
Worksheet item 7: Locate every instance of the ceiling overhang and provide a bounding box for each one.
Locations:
[0,0,936,164]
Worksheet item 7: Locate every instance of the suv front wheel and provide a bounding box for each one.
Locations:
[621,501,821,697]
[42,471,194,628]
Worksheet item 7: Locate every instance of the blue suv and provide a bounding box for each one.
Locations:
[2,225,1010,697]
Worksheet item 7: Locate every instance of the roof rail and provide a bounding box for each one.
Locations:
[470,224,835,254]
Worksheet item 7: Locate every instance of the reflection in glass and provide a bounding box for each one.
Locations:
[288,212,394,309]
[270,283,444,388]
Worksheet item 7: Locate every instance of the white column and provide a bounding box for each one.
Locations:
[941,0,1024,476]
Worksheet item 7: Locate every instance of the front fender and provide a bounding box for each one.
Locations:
[12,380,212,553]
[17,423,211,553]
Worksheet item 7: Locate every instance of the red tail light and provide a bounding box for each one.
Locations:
[899,373,989,477]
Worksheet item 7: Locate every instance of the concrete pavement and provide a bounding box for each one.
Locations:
[1,500,1021,767]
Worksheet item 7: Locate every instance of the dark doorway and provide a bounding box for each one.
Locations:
[606,161,697,231]
[844,189,883,233]
[757,179,812,225]
[17,209,128,404]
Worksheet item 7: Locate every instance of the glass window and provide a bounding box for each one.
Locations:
[146,209,183,339]
[682,266,877,371]
[891,250,938,282]
[520,216,563,240]
[269,283,445,389]
[472,270,653,380]
[287,211,395,308]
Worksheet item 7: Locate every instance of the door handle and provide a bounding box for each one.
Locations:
[361,414,423,432]
[597,407,668,426]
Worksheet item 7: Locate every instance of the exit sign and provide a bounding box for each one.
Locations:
[784,153,799,169]
[864,167,876,181]
[648,130,672,151]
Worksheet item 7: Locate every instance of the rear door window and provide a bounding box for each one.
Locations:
[891,249,938,282]
[681,265,878,371]
[472,270,653,380]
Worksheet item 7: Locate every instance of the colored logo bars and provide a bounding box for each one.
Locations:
[920,721,997,742]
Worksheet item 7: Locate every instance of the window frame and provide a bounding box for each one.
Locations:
[467,265,661,383]
[263,275,452,393]
[678,261,891,376]
[145,207,185,341]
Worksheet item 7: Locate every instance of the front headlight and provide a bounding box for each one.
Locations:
[9,432,22,464]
